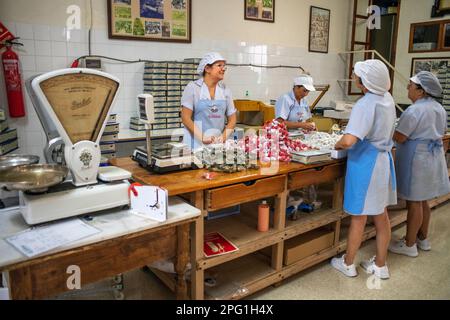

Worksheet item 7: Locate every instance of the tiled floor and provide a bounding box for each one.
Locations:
[54,202,450,300]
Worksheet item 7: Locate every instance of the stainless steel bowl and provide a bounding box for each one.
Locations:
[0,154,40,170]
[0,164,68,192]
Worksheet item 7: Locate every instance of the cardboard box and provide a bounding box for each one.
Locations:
[283,228,334,266]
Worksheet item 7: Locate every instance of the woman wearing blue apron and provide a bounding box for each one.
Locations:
[331,60,397,280]
[389,71,450,257]
[181,52,237,150]
[275,75,317,131]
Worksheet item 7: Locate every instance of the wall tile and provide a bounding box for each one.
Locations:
[35,56,53,72]
[20,56,36,72]
[34,40,51,56]
[50,27,67,42]
[16,23,34,40]
[33,25,51,41]
[51,41,67,57]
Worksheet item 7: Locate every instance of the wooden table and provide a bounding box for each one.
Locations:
[0,198,200,300]
[111,134,450,300]
[111,157,347,300]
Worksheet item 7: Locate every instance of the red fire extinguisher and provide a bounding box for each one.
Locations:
[1,38,25,118]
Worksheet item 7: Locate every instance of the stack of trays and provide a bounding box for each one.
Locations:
[100,113,119,166]
[0,109,19,156]
[143,61,190,134]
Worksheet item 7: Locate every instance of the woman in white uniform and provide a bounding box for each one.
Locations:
[389,71,450,257]
[275,75,316,130]
[331,60,397,279]
[181,52,237,150]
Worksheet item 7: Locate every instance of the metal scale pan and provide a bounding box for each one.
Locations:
[0,154,40,170]
[0,164,68,193]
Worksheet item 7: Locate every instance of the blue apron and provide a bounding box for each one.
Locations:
[395,139,443,199]
[183,98,227,150]
[344,139,396,215]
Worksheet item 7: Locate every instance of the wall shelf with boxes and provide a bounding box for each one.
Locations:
[409,19,450,53]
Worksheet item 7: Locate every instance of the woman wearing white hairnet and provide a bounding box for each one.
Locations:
[275,75,317,130]
[181,52,237,150]
[389,71,450,257]
[331,60,397,280]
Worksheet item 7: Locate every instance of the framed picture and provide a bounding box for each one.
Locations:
[443,22,450,49]
[432,0,450,17]
[244,0,275,23]
[411,57,450,77]
[107,0,191,43]
[309,6,330,54]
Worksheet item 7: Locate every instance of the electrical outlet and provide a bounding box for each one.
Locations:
[83,57,102,70]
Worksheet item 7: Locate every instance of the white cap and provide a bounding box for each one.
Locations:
[197,52,226,75]
[293,75,316,91]
[354,59,391,95]
[410,71,443,98]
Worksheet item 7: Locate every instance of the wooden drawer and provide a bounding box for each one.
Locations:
[288,163,345,190]
[206,175,286,211]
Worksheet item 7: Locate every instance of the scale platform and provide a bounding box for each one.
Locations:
[132,143,199,174]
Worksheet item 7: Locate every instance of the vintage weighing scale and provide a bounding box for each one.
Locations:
[132,94,202,173]
[0,69,131,225]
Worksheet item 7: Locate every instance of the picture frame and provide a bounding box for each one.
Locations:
[244,0,275,23]
[443,22,450,49]
[107,0,191,43]
[410,57,450,77]
[432,0,450,17]
[309,6,330,54]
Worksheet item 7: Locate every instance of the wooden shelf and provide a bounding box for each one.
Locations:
[201,212,283,270]
[200,206,341,270]
[285,208,342,240]
[205,253,275,300]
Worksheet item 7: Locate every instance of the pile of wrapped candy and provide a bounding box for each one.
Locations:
[195,139,259,173]
[244,119,310,162]
[300,132,343,150]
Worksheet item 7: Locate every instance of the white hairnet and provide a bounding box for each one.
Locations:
[197,52,226,75]
[354,59,391,95]
[293,75,316,91]
[410,71,443,98]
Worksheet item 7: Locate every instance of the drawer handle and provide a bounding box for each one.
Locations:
[314,166,325,171]
[243,180,256,187]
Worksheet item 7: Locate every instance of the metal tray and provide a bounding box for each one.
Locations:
[0,164,68,192]
[0,154,40,170]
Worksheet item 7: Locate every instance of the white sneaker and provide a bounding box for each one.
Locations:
[331,254,358,277]
[360,256,390,279]
[416,238,431,251]
[388,239,419,257]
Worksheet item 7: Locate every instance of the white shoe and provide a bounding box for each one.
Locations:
[416,238,431,251]
[360,256,390,279]
[388,239,419,257]
[331,254,357,277]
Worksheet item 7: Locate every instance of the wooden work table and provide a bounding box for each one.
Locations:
[112,134,450,300]
[0,198,200,300]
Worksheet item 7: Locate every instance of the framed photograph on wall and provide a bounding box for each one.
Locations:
[107,0,191,43]
[309,6,330,53]
[410,57,450,76]
[244,0,275,23]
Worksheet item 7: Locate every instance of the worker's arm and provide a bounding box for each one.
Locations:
[335,134,358,150]
[222,113,237,142]
[181,107,213,144]
[277,118,316,131]
[393,131,408,144]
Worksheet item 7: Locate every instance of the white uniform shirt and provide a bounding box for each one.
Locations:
[345,92,396,151]
[275,91,311,123]
[181,78,236,116]
[396,97,447,140]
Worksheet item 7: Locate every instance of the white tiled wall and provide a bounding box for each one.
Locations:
[0,22,347,160]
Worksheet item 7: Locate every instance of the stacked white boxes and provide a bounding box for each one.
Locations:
[100,113,119,166]
[0,109,18,156]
